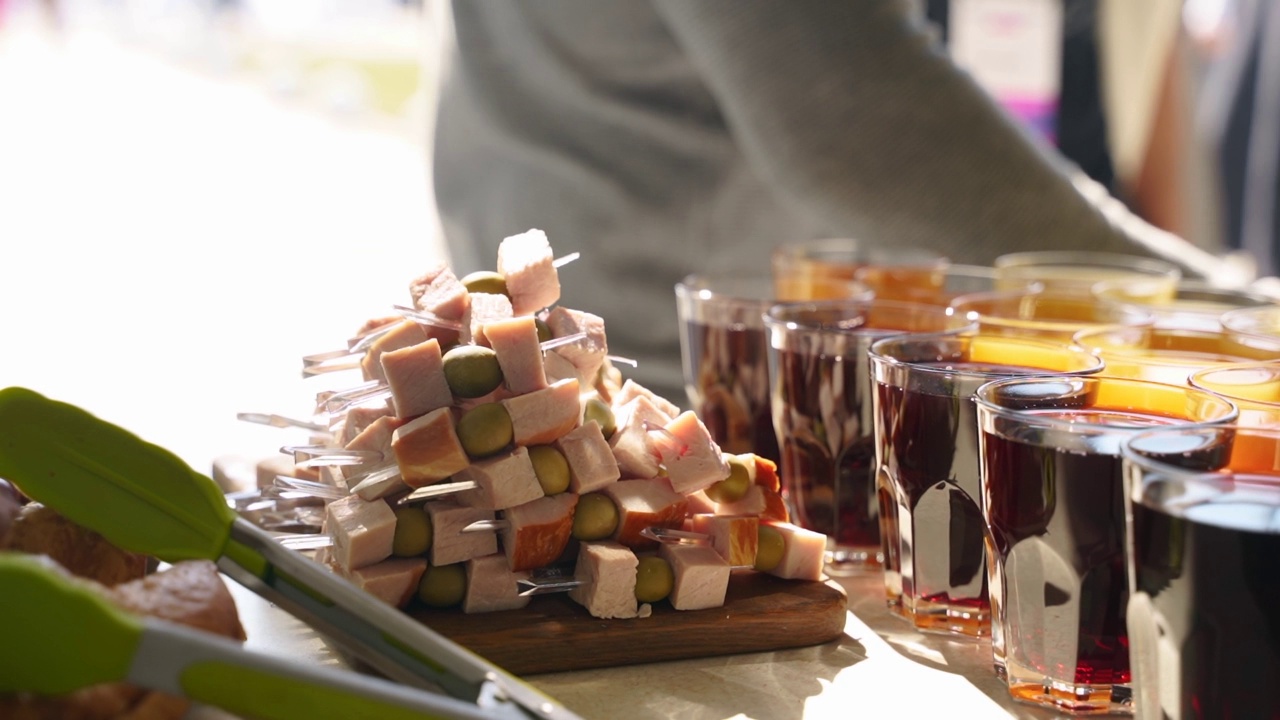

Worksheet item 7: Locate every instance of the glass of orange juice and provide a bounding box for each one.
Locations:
[951,289,1154,343]
[772,238,946,301]
[1071,326,1280,385]
[994,251,1181,300]
[1092,279,1274,331]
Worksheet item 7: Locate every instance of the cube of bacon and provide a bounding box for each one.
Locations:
[659,542,731,610]
[343,557,427,609]
[764,521,827,581]
[323,494,396,572]
[654,411,730,495]
[465,292,514,345]
[500,378,580,446]
[568,542,638,619]
[500,493,578,572]
[380,338,453,420]
[611,379,681,421]
[360,320,431,383]
[496,228,560,316]
[391,408,470,488]
[544,307,607,388]
[425,500,497,567]
[689,514,758,568]
[484,316,547,395]
[454,447,545,511]
[601,479,688,550]
[609,395,668,479]
[555,421,621,494]
[410,261,470,324]
[464,553,531,614]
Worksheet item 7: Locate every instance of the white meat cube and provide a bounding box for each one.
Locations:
[765,521,827,581]
[463,553,531,614]
[611,379,681,421]
[500,378,580,446]
[344,557,427,609]
[391,408,471,488]
[496,228,560,315]
[555,421,621,493]
[454,447,545,511]
[569,542,638,619]
[323,494,396,572]
[465,292,514,345]
[380,338,453,420]
[608,395,668,479]
[360,320,431,383]
[544,307,608,387]
[655,411,730,494]
[485,316,547,395]
[425,500,498,567]
[501,493,578,571]
[410,261,470,324]
[602,479,689,550]
[659,542,731,610]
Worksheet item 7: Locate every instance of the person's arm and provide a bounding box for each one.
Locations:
[651,0,1244,282]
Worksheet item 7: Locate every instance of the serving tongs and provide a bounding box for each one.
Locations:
[0,387,580,720]
[0,553,507,720]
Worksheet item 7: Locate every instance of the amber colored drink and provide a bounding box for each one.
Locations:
[772,238,945,301]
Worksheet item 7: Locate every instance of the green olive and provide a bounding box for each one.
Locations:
[582,397,616,440]
[392,506,433,557]
[442,345,504,398]
[572,492,619,541]
[528,444,570,495]
[704,457,751,504]
[418,563,466,608]
[456,403,513,459]
[534,317,552,343]
[634,556,674,603]
[755,525,786,573]
[461,270,509,297]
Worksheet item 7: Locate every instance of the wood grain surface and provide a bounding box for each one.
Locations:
[408,573,849,675]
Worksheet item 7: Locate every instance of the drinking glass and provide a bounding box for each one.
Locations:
[974,376,1237,714]
[1071,326,1280,386]
[1221,305,1280,344]
[1189,360,1280,426]
[994,251,1181,300]
[952,289,1155,342]
[675,274,871,465]
[764,300,973,575]
[1092,279,1274,331]
[855,263,1041,306]
[869,333,1103,637]
[1122,424,1280,720]
[771,237,946,301]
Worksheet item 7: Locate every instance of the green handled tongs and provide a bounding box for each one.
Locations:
[0,387,578,720]
[1,552,507,720]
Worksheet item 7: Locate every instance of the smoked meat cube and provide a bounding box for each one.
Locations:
[689,514,758,568]
[601,479,688,550]
[500,492,578,571]
[391,407,470,488]
[501,378,580,446]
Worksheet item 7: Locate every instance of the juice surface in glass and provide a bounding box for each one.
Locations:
[1072,327,1280,386]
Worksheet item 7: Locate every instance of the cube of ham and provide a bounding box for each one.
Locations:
[380,338,453,420]
[544,307,608,386]
[500,493,578,571]
[500,378,580,446]
[323,494,396,572]
[496,228,560,315]
[336,403,394,447]
[569,542,638,619]
[608,395,668,479]
[463,553,531,614]
[654,411,730,495]
[425,500,498,566]
[391,408,470,488]
[454,447,545,511]
[659,542,731,610]
[466,292,514,345]
[340,415,399,485]
[541,351,580,386]
[611,379,681,421]
[689,514,758,568]
[484,316,547,395]
[343,557,427,609]
[715,484,790,523]
[360,320,431,383]
[555,421,621,494]
[601,479,688,550]
[409,261,470,325]
[764,521,827,581]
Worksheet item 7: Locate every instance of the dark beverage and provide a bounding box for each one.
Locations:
[682,319,780,465]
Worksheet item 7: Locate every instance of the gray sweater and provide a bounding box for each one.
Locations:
[432,0,1210,401]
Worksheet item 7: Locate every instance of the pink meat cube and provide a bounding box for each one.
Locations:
[465,292,514,345]
[340,414,400,485]
[409,261,470,324]
[463,553,531,614]
[391,408,471,488]
[541,351,580,386]
[544,307,608,388]
[500,378,580,446]
[765,521,827,581]
[601,479,689,550]
[555,421,621,493]
[380,338,453,420]
[336,403,395,447]
[569,542,638,619]
[659,543,731,610]
[655,411,730,494]
[323,493,396,572]
[454,447,545,511]
[689,514,758,568]
[496,229,560,315]
[500,493,578,571]
[608,395,668,479]
[611,379,681,421]
[344,557,427,609]
[360,320,431,383]
[425,500,498,567]
[484,316,548,395]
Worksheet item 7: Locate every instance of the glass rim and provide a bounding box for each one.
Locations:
[993,250,1181,278]
[1071,325,1280,360]
[973,374,1239,431]
[762,298,973,335]
[950,289,1157,328]
[1221,304,1280,337]
[676,272,871,307]
[1188,359,1280,407]
[868,331,1105,380]
[1091,278,1275,309]
[771,237,948,266]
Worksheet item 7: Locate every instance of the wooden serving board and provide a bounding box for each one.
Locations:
[408,573,849,675]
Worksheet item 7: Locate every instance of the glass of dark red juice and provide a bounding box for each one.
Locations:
[675,274,869,465]
[974,376,1236,714]
[763,299,973,576]
[1122,424,1280,720]
[869,333,1103,637]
